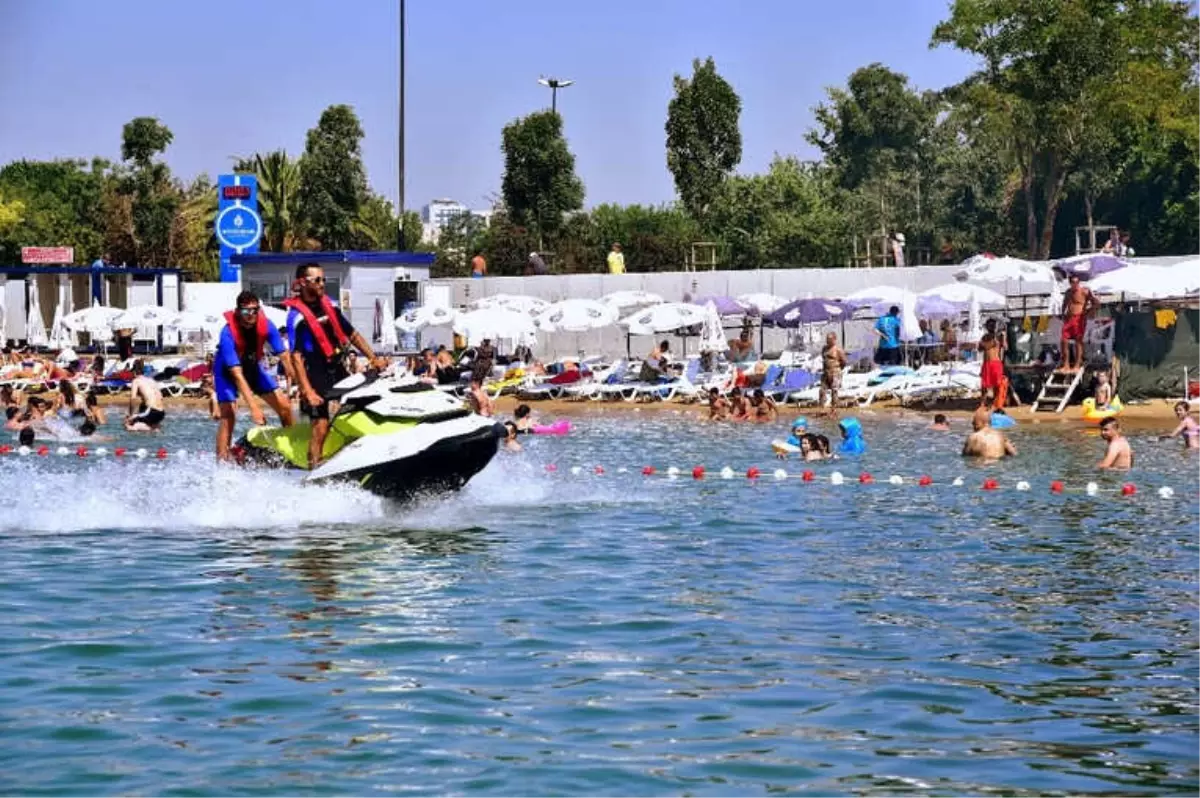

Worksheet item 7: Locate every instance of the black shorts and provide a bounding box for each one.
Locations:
[875,347,902,366]
[300,358,347,422]
[130,408,165,427]
[301,398,331,421]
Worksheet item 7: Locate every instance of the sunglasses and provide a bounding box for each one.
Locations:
[303,275,325,285]
[237,306,260,316]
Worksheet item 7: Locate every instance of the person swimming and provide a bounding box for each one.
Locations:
[786,417,808,447]
[18,426,34,448]
[501,421,522,453]
[1160,401,1199,450]
[512,403,533,433]
[838,417,867,455]
[929,413,950,431]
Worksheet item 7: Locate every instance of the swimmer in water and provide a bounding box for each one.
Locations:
[1097,416,1133,469]
[708,388,729,421]
[125,360,166,432]
[18,426,34,448]
[467,372,494,417]
[501,421,522,452]
[751,388,777,423]
[728,388,750,421]
[1160,401,1199,449]
[962,407,1017,459]
[799,434,829,462]
[929,413,950,431]
[512,403,533,433]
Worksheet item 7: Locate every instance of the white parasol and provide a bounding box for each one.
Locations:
[62,300,122,334]
[26,279,47,348]
[469,293,550,315]
[533,299,618,332]
[619,302,707,336]
[918,282,1008,309]
[395,304,458,332]
[453,306,538,347]
[736,293,787,315]
[698,301,727,354]
[599,290,663,311]
[1090,259,1200,300]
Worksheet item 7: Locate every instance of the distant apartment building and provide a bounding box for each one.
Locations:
[421,198,493,244]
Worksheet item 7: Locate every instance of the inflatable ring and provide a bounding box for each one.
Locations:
[1081,395,1123,423]
[531,420,572,435]
[990,412,1016,429]
[771,439,801,456]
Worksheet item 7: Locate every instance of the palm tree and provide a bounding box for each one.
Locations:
[252,150,304,251]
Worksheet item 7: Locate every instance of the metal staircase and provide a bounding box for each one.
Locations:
[1032,369,1085,413]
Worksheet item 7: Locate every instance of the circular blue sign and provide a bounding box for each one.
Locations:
[215,204,263,252]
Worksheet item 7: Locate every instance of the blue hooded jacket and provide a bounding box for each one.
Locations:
[785,416,809,447]
[838,417,867,455]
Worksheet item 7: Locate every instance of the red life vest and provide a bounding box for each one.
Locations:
[282,296,350,358]
[223,310,271,361]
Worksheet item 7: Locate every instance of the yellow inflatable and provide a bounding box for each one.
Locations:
[1081,395,1123,423]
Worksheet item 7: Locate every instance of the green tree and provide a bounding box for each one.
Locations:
[931,0,1198,258]
[298,104,369,250]
[351,193,400,249]
[665,57,743,228]
[0,158,109,264]
[118,117,178,266]
[169,174,219,281]
[500,111,584,247]
[0,190,23,234]
[709,157,849,269]
[400,210,424,251]
[251,150,305,252]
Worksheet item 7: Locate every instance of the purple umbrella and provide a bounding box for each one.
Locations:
[689,295,747,317]
[764,298,848,327]
[1053,254,1128,280]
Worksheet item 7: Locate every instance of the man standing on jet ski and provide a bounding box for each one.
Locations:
[284,263,387,469]
[214,290,296,461]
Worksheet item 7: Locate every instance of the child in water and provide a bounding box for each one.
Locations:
[838,417,867,455]
[501,421,522,453]
[1161,401,1199,449]
[1094,371,1113,409]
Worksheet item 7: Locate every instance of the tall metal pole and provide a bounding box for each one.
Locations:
[397,0,406,250]
[551,86,557,114]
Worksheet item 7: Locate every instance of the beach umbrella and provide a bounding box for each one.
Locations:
[689,294,747,316]
[955,255,1054,287]
[841,285,913,315]
[395,304,457,332]
[914,296,962,318]
[453,306,538,346]
[918,282,1008,309]
[168,309,225,334]
[1053,253,1129,280]
[619,302,707,336]
[900,292,923,343]
[469,293,550,315]
[109,304,176,332]
[533,299,617,333]
[377,299,398,351]
[599,290,663,310]
[1090,259,1200,299]
[48,294,75,350]
[26,280,47,348]
[62,300,123,333]
[699,301,727,354]
[764,298,847,328]
[736,292,787,315]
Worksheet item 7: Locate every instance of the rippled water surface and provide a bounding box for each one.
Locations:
[1,409,1197,796]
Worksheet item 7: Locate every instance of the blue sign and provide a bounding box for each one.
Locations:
[216,174,261,283]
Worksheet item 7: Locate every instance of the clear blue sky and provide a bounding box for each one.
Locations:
[0,0,975,213]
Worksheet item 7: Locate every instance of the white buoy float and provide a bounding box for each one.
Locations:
[1016,480,1031,491]
[1085,482,1099,496]
[830,471,845,485]
[720,466,734,480]
[888,475,903,485]
[773,468,787,480]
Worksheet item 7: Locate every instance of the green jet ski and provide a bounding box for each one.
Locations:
[234,373,505,502]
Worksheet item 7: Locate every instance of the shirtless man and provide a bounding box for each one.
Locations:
[707,387,729,421]
[1060,275,1098,372]
[929,413,950,431]
[467,373,494,417]
[962,407,1017,459]
[1097,417,1133,469]
[819,332,847,417]
[125,360,166,431]
[979,318,1008,410]
[751,388,777,423]
[1161,401,1199,449]
[728,387,750,421]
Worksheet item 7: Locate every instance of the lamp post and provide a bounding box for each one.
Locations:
[397,0,406,250]
[537,76,574,114]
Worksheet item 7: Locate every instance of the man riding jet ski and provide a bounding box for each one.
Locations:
[234,372,505,502]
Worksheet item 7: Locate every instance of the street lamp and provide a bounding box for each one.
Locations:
[537,76,574,114]
[397,0,406,250]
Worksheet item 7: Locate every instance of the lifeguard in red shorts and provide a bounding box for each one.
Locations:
[1060,274,1098,372]
[979,318,1008,410]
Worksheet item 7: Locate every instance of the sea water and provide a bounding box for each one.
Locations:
[0,410,1196,796]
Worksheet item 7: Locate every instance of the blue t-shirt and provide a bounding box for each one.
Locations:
[875,315,901,349]
[215,320,287,372]
[286,302,355,362]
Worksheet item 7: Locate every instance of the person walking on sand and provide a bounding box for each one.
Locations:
[820,332,847,417]
[1061,275,1097,373]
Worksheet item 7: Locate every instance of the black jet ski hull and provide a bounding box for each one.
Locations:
[235,422,503,503]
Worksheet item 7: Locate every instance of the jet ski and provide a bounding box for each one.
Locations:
[234,372,505,502]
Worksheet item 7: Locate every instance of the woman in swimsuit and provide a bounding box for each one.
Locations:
[1161,401,1199,450]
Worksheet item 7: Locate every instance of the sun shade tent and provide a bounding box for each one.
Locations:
[599,290,663,311]
[453,307,538,347]
[1053,253,1130,280]
[689,295,748,317]
[763,298,848,327]
[395,304,458,332]
[1089,259,1200,300]
[533,299,618,333]
[619,302,708,336]
[469,294,550,315]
